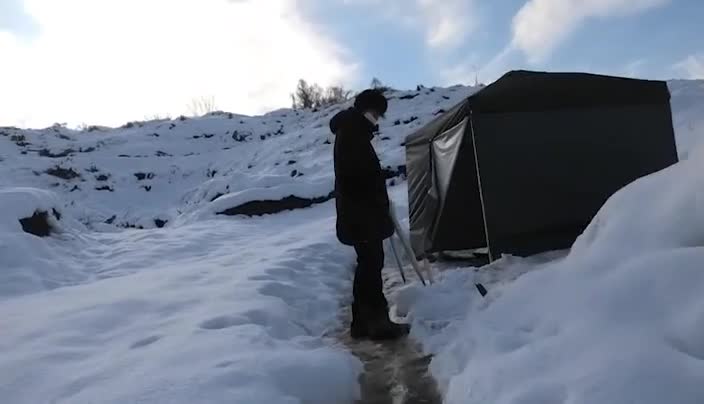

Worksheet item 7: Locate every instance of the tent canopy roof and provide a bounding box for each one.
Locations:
[467,70,671,113]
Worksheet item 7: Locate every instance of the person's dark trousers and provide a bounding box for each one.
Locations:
[352,240,388,318]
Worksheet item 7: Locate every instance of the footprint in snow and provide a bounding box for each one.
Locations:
[199,315,249,330]
[130,335,162,349]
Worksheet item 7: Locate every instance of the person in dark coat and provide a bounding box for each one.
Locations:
[330,89,409,340]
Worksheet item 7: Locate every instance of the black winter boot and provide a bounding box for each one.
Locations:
[350,301,369,339]
[366,306,410,341]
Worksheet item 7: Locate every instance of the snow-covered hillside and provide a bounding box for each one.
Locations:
[1,80,703,404]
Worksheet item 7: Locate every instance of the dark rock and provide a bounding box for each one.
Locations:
[105,215,117,224]
[290,169,298,177]
[19,210,54,237]
[178,115,187,121]
[287,160,296,165]
[69,185,80,192]
[232,130,249,142]
[80,147,96,153]
[381,136,390,141]
[260,135,266,140]
[142,185,152,192]
[46,166,81,180]
[394,120,401,126]
[134,172,155,181]
[95,185,114,192]
[118,154,131,158]
[434,109,446,115]
[217,192,335,217]
[399,93,420,100]
[155,150,172,157]
[154,219,167,228]
[86,166,100,173]
[52,208,62,221]
[402,116,419,124]
[381,165,406,180]
[39,148,75,158]
[95,174,109,181]
[210,193,225,202]
[323,139,331,145]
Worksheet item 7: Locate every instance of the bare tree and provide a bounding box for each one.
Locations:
[370,77,392,93]
[321,86,353,106]
[187,96,217,117]
[292,79,321,109]
[292,79,353,109]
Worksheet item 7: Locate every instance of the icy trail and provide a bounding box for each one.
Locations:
[332,262,442,404]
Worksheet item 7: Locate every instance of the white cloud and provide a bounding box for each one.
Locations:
[0,0,39,38]
[343,0,476,49]
[440,46,522,87]
[417,0,476,49]
[0,0,358,128]
[622,59,647,78]
[511,0,670,63]
[675,54,704,79]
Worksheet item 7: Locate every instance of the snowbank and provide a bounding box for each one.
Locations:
[0,85,477,229]
[0,187,63,233]
[403,145,704,403]
[0,206,363,403]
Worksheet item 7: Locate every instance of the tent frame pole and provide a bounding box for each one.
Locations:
[469,113,494,262]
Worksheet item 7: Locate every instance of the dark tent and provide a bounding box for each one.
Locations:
[405,70,678,261]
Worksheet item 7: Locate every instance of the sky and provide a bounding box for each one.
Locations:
[0,0,702,129]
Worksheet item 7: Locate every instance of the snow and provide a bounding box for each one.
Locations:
[1,79,704,403]
[397,122,704,402]
[0,85,477,403]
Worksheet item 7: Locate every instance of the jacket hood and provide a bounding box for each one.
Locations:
[329,107,376,137]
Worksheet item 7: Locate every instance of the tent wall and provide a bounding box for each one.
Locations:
[405,70,678,259]
[472,103,678,256]
[429,118,486,252]
[406,100,470,258]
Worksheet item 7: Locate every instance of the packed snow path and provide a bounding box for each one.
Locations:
[332,265,442,404]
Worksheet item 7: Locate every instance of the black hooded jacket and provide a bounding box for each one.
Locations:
[330,107,394,245]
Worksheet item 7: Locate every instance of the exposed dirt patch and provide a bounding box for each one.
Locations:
[45,166,81,180]
[217,192,335,217]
